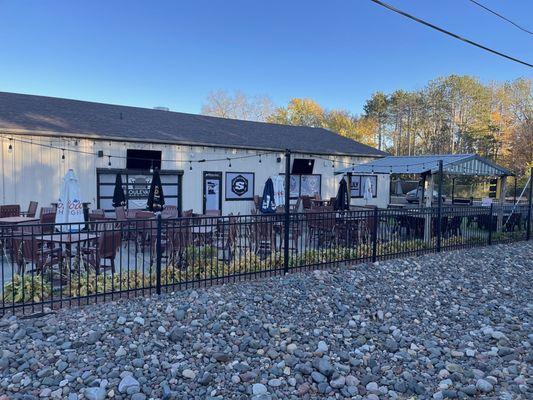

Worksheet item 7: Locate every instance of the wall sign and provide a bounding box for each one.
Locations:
[225,172,255,200]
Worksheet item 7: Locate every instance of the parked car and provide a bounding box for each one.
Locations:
[405,188,446,204]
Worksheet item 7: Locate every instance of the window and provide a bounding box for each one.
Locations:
[97,169,182,212]
[281,174,321,198]
[126,149,162,170]
[350,175,377,198]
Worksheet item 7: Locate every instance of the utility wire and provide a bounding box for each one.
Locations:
[468,0,532,35]
[368,0,533,68]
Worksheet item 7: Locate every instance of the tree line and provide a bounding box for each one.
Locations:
[201,75,532,179]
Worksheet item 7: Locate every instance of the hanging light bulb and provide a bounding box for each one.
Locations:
[107,155,112,167]
[61,149,66,162]
[332,160,335,169]
[308,159,312,166]
[228,157,232,168]
[189,161,193,171]
[8,139,13,153]
[149,161,154,173]
[259,154,262,163]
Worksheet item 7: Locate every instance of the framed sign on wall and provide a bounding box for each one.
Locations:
[225,172,255,201]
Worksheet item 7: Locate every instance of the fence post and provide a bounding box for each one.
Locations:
[436,160,443,252]
[526,167,533,240]
[488,203,493,245]
[156,213,162,295]
[371,207,378,262]
[283,149,291,273]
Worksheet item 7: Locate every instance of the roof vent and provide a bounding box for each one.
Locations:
[153,106,169,111]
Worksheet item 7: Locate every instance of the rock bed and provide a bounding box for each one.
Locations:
[1,242,532,400]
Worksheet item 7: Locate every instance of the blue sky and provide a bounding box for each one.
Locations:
[0,0,531,115]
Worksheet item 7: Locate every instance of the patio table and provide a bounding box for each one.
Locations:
[35,232,98,271]
[0,216,40,225]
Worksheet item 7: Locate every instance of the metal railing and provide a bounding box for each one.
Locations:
[0,203,531,315]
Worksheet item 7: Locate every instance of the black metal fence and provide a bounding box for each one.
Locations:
[1,203,531,315]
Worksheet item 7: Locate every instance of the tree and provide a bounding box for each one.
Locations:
[201,90,274,122]
[267,98,325,127]
[363,92,389,150]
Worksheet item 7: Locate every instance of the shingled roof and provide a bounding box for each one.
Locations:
[0,92,386,157]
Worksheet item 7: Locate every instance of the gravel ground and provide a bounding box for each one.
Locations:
[1,242,532,400]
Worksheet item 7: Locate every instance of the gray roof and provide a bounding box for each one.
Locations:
[335,154,512,176]
[0,91,386,157]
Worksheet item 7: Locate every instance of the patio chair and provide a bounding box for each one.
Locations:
[162,205,179,219]
[253,195,262,210]
[0,204,20,218]
[204,209,221,217]
[504,212,522,232]
[20,201,38,218]
[115,206,127,221]
[214,214,238,262]
[12,225,62,275]
[39,207,56,217]
[300,196,312,210]
[81,225,122,274]
[39,211,57,234]
[169,221,192,267]
[249,217,276,257]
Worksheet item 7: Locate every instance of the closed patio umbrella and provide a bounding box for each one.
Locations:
[55,169,85,232]
[334,178,350,211]
[260,178,276,213]
[363,177,373,203]
[147,168,165,212]
[112,173,126,208]
[273,175,285,207]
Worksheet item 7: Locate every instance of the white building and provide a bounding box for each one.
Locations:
[0,92,389,214]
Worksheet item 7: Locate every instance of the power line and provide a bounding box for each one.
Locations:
[368,0,533,68]
[468,0,532,35]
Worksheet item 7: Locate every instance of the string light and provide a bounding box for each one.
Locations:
[259,155,262,163]
[61,149,65,162]
[149,161,154,174]
[228,157,232,168]
[8,139,13,153]
[189,161,192,171]
[107,155,112,167]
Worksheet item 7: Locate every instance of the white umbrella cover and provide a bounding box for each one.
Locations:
[273,175,285,207]
[55,169,85,231]
[363,177,373,203]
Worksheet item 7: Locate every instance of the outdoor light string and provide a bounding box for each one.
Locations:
[1,134,274,166]
[2,134,490,176]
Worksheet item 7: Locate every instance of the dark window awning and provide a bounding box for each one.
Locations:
[335,154,512,177]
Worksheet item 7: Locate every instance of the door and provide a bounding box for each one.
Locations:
[203,172,222,214]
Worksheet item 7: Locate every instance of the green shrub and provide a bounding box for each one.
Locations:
[3,274,51,303]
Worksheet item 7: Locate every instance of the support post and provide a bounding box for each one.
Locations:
[283,149,291,273]
[436,160,443,252]
[488,203,493,245]
[451,177,455,204]
[347,173,352,209]
[497,175,507,232]
[513,175,517,204]
[419,174,426,208]
[156,213,162,295]
[424,173,434,243]
[526,167,533,240]
[371,206,378,262]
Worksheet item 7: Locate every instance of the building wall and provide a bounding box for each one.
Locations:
[0,134,390,214]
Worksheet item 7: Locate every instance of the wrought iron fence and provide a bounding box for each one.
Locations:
[0,203,531,315]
